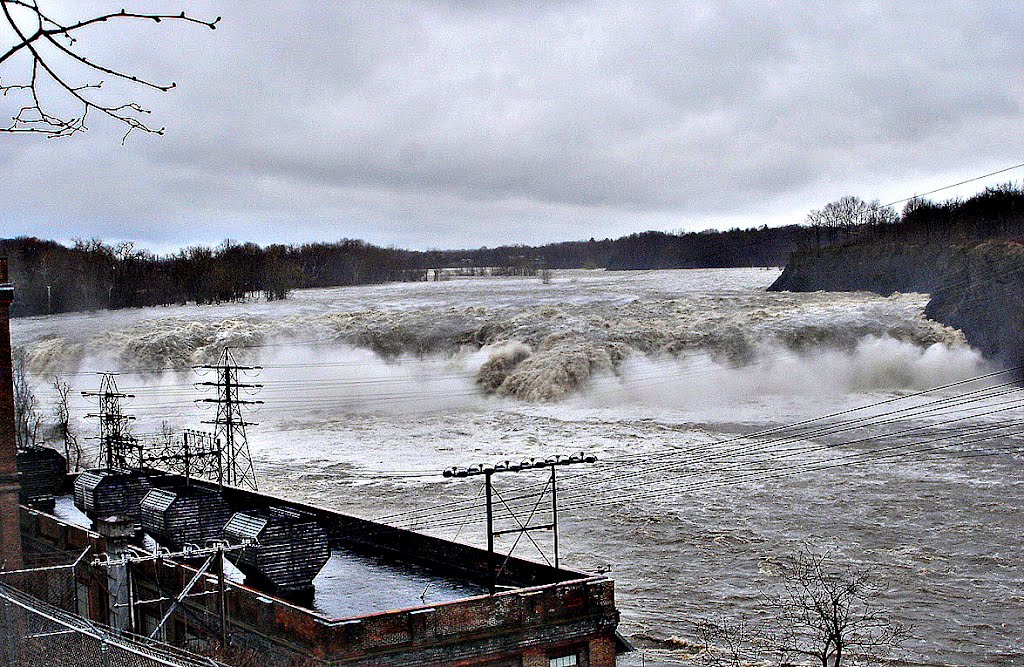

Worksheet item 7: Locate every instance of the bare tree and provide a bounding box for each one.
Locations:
[901,196,931,218]
[12,353,41,449]
[53,375,82,471]
[697,549,908,667]
[807,197,898,246]
[768,550,908,666]
[806,207,825,249]
[0,1,219,140]
[865,199,898,229]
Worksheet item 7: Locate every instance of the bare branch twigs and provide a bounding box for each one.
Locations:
[0,1,219,140]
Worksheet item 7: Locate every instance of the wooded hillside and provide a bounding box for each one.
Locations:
[1,225,802,317]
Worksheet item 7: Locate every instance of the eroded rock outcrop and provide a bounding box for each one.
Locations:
[771,240,1024,367]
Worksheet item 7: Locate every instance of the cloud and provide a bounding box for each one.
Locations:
[1,1,1022,249]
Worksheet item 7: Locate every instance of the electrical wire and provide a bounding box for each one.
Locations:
[372,377,1024,530]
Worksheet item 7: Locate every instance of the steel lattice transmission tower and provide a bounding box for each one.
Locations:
[195,348,262,491]
[83,373,139,469]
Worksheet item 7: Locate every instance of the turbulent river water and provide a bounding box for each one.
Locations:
[12,268,1024,666]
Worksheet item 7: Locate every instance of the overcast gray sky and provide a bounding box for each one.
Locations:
[1,1,1022,251]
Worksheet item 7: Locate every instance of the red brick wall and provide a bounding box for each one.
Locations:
[127,552,619,666]
[0,258,21,570]
[21,491,622,667]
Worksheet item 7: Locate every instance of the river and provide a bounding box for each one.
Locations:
[12,268,1023,666]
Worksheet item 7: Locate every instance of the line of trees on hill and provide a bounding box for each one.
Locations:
[9,181,1018,319]
[465,225,803,271]
[0,225,801,317]
[0,238,426,317]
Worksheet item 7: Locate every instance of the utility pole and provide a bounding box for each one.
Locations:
[443,452,596,594]
[92,540,251,644]
[217,543,227,648]
[550,464,559,568]
[195,348,262,491]
[485,469,494,595]
[142,429,223,489]
[83,374,138,470]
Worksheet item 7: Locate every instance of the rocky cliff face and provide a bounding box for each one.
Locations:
[771,240,1024,367]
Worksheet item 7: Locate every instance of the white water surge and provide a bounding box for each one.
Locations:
[12,268,1023,666]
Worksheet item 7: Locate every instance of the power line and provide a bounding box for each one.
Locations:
[370,374,1024,530]
[556,418,1024,515]
[57,364,1021,536]
[881,162,1024,209]
[364,389,1024,535]
[591,367,1021,472]
[583,382,1023,488]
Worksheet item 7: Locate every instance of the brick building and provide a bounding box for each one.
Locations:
[1,255,624,666]
[22,479,623,667]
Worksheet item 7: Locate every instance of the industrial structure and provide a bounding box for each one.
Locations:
[0,256,624,667]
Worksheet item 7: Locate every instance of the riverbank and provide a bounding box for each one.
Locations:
[770,239,1024,367]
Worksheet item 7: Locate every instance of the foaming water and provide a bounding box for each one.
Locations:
[16,269,964,405]
[582,337,991,414]
[12,268,1023,667]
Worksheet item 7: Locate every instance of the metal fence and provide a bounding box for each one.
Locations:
[0,549,87,615]
[0,582,221,667]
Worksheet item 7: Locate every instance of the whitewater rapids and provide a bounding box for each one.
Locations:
[12,268,1023,666]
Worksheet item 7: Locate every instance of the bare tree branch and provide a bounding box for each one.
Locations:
[0,1,219,140]
[697,548,909,667]
[12,352,41,449]
[53,375,83,472]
